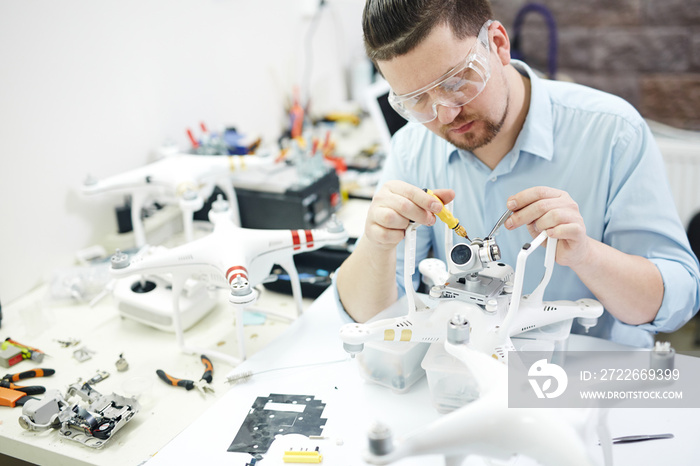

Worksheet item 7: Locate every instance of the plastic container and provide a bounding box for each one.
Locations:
[420,342,480,413]
[356,340,430,393]
[515,319,572,365]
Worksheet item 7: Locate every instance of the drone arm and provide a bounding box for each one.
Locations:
[276,255,304,316]
[528,235,558,305]
[403,223,430,315]
[131,191,148,248]
[217,181,241,227]
[500,231,548,336]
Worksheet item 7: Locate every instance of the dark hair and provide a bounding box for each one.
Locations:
[362,0,493,62]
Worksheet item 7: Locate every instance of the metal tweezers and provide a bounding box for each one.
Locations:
[610,433,674,444]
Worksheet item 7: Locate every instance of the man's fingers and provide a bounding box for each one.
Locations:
[506,186,560,211]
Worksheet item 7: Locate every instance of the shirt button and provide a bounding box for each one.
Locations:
[490,176,497,182]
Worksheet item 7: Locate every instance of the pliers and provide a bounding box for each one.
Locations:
[156,355,215,396]
[0,368,55,407]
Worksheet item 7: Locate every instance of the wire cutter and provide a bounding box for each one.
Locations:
[156,355,215,396]
[0,368,55,407]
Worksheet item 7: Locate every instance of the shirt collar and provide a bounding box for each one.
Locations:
[450,59,554,164]
[510,59,553,161]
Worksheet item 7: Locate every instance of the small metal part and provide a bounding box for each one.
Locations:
[56,338,80,348]
[110,249,130,269]
[73,347,96,362]
[115,353,129,372]
[87,370,110,385]
[447,313,471,344]
[478,239,501,262]
[650,341,675,371]
[367,421,393,456]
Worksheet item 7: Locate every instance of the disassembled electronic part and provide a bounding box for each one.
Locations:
[228,394,327,454]
[87,370,110,385]
[650,341,675,371]
[73,347,96,362]
[18,382,140,448]
[115,353,129,372]
[55,338,81,348]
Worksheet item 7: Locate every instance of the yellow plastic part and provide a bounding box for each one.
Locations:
[384,329,396,341]
[283,450,323,463]
[400,329,412,341]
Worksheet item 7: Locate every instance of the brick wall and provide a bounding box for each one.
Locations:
[491,0,700,130]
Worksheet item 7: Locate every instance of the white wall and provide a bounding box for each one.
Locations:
[0,0,365,303]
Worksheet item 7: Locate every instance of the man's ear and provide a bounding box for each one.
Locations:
[491,21,511,66]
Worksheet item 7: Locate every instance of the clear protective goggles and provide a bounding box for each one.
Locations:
[388,20,493,124]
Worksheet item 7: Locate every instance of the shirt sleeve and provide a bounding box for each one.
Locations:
[377,125,437,297]
[603,118,700,334]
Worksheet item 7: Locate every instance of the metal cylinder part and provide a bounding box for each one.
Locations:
[367,421,393,456]
[447,313,470,344]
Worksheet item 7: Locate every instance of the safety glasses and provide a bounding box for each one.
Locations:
[388,20,493,124]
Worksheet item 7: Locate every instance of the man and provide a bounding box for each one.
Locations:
[335,0,700,347]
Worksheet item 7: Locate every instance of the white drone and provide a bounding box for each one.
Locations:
[109,195,349,365]
[338,204,608,466]
[83,153,278,247]
[362,326,609,466]
[339,210,604,363]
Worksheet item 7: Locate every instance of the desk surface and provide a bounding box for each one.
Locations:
[0,283,305,466]
[145,290,700,466]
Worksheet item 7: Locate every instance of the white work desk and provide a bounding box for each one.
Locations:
[145,289,700,466]
[0,283,307,466]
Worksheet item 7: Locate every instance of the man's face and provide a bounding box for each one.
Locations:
[379,23,509,152]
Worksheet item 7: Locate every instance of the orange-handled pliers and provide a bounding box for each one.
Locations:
[156,355,214,396]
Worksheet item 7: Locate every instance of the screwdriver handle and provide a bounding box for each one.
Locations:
[200,355,213,383]
[156,370,194,390]
[8,369,55,382]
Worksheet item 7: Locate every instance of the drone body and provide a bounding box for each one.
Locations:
[111,196,348,364]
[340,222,604,363]
[340,210,607,465]
[83,153,278,246]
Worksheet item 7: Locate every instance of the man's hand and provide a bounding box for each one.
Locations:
[364,180,455,250]
[337,181,455,323]
[504,186,590,268]
[504,186,663,325]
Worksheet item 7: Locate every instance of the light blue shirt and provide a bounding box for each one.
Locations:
[363,60,700,348]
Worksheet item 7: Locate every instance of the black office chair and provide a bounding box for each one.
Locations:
[687,211,700,346]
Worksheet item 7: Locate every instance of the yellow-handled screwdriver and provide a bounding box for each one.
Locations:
[424,189,469,239]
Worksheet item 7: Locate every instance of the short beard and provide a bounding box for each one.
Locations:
[444,95,509,153]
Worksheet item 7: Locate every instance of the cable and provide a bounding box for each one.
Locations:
[226,356,349,385]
